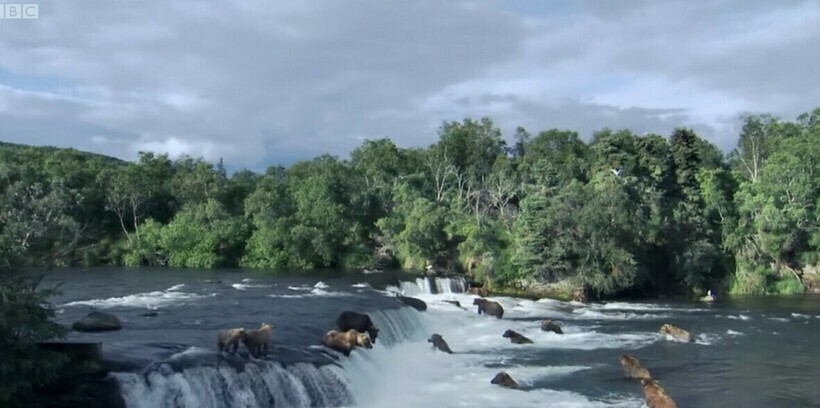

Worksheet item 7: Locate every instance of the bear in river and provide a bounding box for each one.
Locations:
[540,320,563,334]
[490,372,519,389]
[428,334,453,354]
[502,329,533,344]
[641,378,677,408]
[659,324,694,343]
[619,354,651,380]
[473,298,504,319]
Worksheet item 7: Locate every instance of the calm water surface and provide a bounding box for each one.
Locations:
[40,267,820,408]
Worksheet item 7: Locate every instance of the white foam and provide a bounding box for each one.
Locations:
[726,329,744,336]
[791,313,811,319]
[726,314,751,320]
[288,285,311,291]
[230,283,272,291]
[769,317,790,322]
[351,283,371,288]
[62,285,204,309]
[694,333,721,345]
[594,302,703,313]
[314,281,330,289]
[268,288,353,299]
[341,339,642,408]
[571,309,670,321]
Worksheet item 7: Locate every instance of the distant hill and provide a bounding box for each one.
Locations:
[0,140,125,164]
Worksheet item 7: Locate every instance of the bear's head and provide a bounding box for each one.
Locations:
[641,378,657,387]
[473,298,486,306]
[356,332,373,349]
[491,372,511,385]
[259,323,273,332]
[366,325,379,343]
[428,334,442,343]
[502,329,515,338]
[660,324,673,334]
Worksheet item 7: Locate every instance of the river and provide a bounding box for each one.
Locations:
[42,267,820,407]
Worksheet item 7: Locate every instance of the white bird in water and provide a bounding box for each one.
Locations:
[610,168,622,177]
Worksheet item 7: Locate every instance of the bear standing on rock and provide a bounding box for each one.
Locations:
[336,311,380,344]
[243,323,273,358]
[502,329,533,344]
[217,328,246,353]
[322,329,373,356]
[473,298,504,319]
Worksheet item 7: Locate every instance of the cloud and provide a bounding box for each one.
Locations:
[0,0,817,167]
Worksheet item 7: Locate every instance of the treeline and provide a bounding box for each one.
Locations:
[1,108,818,297]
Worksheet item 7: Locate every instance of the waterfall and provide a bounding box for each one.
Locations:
[114,308,428,408]
[114,355,352,408]
[385,276,467,296]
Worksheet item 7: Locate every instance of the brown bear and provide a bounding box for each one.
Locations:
[641,379,678,408]
[217,328,246,353]
[428,333,453,354]
[659,324,694,343]
[502,329,533,344]
[540,320,563,334]
[242,323,273,358]
[468,287,490,297]
[335,311,380,344]
[322,329,373,356]
[490,372,519,389]
[473,298,504,319]
[572,289,587,302]
[619,354,652,380]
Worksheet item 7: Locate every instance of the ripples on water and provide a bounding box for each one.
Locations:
[43,268,820,408]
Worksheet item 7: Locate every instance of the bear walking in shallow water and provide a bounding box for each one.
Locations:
[217,328,246,353]
[473,298,504,319]
[322,329,373,356]
[336,311,380,344]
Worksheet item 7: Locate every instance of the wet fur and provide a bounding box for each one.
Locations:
[641,379,677,408]
[502,329,533,344]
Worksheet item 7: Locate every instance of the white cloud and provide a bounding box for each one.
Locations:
[0,0,817,167]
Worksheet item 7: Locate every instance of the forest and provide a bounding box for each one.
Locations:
[1,108,819,299]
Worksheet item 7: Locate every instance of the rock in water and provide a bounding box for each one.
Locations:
[72,311,122,332]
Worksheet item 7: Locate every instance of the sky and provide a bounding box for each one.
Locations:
[1,0,818,171]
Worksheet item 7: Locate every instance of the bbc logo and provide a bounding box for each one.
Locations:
[0,4,39,19]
